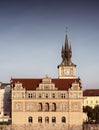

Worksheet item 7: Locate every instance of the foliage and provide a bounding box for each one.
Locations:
[83,105,99,123]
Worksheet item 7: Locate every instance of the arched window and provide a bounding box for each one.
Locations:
[52,103,56,111]
[45,117,49,123]
[62,116,66,123]
[28,117,33,123]
[38,116,42,123]
[52,117,56,123]
[45,103,49,111]
[38,103,42,111]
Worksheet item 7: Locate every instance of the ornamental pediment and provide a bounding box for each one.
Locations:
[36,75,58,90]
[69,80,81,91]
[13,81,25,90]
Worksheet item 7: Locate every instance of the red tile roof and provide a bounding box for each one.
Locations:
[83,89,99,96]
[11,78,81,90]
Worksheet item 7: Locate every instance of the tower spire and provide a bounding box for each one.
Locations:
[58,33,76,67]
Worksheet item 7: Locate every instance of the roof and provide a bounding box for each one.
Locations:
[11,78,81,90]
[83,89,99,96]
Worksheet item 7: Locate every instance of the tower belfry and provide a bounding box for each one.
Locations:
[58,34,76,79]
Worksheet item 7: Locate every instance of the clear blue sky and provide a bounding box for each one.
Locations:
[0,0,99,89]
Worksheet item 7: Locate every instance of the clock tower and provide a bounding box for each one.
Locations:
[58,34,76,79]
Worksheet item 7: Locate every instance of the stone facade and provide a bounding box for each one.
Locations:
[0,83,11,122]
[11,34,83,130]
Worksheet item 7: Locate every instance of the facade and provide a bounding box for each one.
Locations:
[0,82,11,122]
[83,89,99,108]
[11,34,83,130]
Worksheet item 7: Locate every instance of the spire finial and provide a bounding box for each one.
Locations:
[65,26,68,34]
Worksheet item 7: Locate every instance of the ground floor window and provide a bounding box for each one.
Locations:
[52,117,56,123]
[62,116,66,123]
[38,116,42,123]
[28,116,66,124]
[45,116,49,123]
[28,116,33,123]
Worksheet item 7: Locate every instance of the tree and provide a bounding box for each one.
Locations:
[94,105,99,123]
[83,106,94,122]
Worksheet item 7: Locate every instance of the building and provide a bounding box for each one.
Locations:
[0,82,11,122]
[83,89,99,108]
[11,34,83,130]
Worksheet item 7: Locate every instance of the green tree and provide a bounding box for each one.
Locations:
[94,105,99,123]
[83,106,94,122]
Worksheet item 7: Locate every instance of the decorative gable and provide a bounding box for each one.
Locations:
[36,75,58,91]
[13,81,25,91]
[69,80,81,91]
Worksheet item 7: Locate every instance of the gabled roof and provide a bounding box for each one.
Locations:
[83,89,99,96]
[11,78,81,90]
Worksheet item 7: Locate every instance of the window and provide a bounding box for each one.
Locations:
[27,103,33,111]
[16,103,21,110]
[62,117,66,123]
[86,100,88,104]
[90,100,93,104]
[38,117,42,123]
[73,93,78,98]
[33,93,36,98]
[15,93,20,98]
[45,117,49,123]
[52,93,55,98]
[61,93,66,98]
[38,103,42,111]
[38,93,42,98]
[28,93,33,98]
[52,103,56,111]
[96,100,98,103]
[52,117,56,123]
[60,104,66,111]
[28,117,33,123]
[45,103,49,111]
[45,93,48,98]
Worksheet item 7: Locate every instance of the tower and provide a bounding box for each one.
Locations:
[58,34,76,79]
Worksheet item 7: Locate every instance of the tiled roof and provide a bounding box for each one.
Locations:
[83,89,99,96]
[11,78,81,90]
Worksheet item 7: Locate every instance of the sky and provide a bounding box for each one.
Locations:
[0,0,99,89]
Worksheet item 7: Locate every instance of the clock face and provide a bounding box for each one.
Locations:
[64,69,70,75]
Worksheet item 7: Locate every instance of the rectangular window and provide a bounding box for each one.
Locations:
[60,103,66,111]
